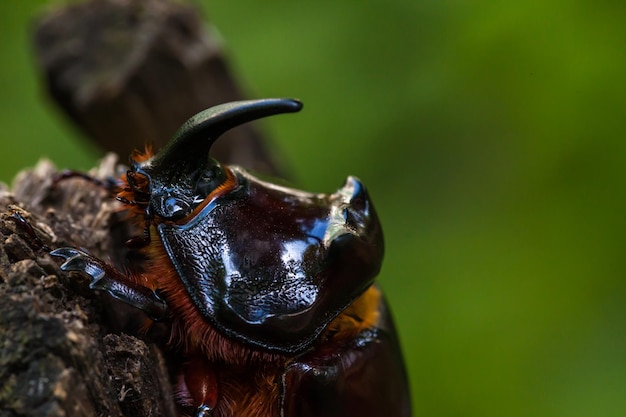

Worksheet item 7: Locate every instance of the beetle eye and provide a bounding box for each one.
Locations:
[195,163,226,199]
[163,196,190,220]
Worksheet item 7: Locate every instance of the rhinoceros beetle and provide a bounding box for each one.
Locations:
[51,98,411,417]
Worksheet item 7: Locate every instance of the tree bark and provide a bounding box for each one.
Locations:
[0,156,177,417]
[2,1,279,416]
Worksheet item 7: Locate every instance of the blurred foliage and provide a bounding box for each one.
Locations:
[2,1,626,416]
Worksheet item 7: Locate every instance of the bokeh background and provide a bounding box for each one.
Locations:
[2,1,626,416]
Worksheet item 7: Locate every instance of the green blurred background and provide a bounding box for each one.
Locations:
[2,1,626,416]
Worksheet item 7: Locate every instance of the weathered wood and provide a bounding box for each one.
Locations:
[0,157,177,417]
[33,0,283,175]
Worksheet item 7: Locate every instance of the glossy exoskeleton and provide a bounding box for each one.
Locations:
[51,98,411,417]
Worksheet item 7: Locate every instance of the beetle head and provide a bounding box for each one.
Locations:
[129,99,384,353]
[131,99,302,221]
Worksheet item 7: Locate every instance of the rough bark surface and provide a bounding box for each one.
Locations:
[0,156,177,417]
[3,0,280,416]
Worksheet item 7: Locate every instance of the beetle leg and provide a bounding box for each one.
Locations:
[124,215,153,249]
[50,247,169,321]
[9,211,50,251]
[52,169,118,192]
[175,354,218,416]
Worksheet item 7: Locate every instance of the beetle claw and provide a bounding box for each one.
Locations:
[51,247,169,321]
[50,247,106,284]
[49,247,83,260]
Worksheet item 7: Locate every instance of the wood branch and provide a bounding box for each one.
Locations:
[2,0,283,415]
[33,0,283,175]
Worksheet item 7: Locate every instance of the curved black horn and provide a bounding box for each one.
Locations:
[153,98,303,165]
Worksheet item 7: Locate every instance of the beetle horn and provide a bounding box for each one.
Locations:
[152,98,303,165]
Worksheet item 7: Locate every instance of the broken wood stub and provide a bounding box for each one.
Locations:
[33,0,283,175]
